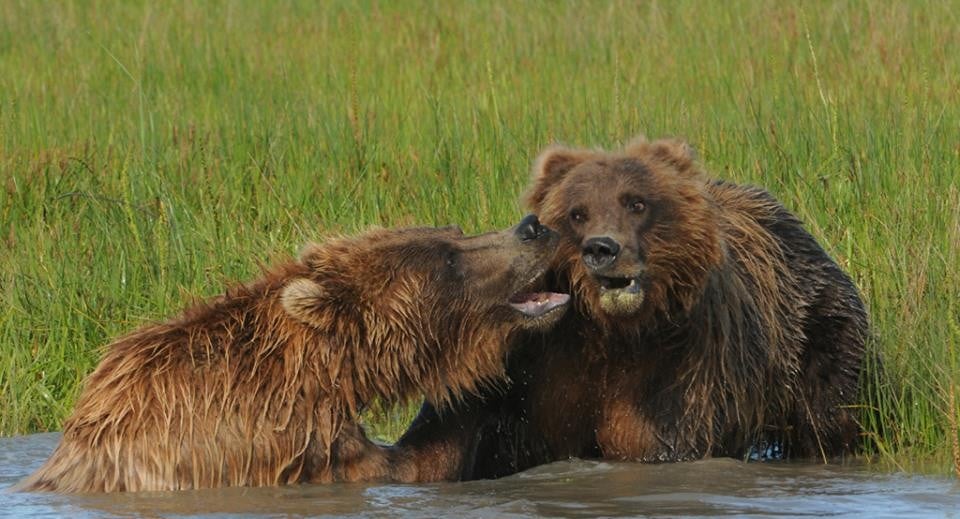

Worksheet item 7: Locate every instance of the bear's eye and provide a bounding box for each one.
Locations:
[443,250,460,270]
[628,199,646,214]
[569,209,588,224]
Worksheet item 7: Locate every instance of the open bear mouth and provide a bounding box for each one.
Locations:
[508,291,571,317]
[596,275,643,294]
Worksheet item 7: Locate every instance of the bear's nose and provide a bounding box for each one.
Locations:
[515,214,548,241]
[582,237,621,270]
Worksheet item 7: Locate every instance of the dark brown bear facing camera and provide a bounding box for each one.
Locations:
[394,137,868,482]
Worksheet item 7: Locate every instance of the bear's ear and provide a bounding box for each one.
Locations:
[628,137,699,178]
[281,278,336,329]
[523,146,596,211]
[281,274,362,331]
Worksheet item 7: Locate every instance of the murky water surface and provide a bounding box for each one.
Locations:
[1,433,957,518]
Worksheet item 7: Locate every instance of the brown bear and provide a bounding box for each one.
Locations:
[15,215,570,493]
[391,137,869,481]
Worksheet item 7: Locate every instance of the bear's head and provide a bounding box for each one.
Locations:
[281,215,570,405]
[524,137,723,323]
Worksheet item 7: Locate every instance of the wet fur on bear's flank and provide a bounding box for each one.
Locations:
[393,137,869,481]
[16,223,564,493]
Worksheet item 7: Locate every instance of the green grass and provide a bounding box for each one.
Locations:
[1,0,957,475]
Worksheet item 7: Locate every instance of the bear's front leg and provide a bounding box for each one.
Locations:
[389,401,487,482]
[301,423,392,483]
[596,396,707,463]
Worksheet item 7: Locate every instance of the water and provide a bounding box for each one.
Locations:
[1,433,957,518]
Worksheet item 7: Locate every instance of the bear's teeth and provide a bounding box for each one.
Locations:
[598,276,642,293]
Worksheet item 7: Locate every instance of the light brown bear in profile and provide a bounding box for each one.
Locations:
[16,215,569,493]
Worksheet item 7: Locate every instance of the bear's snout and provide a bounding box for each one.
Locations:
[581,236,621,271]
[515,214,551,242]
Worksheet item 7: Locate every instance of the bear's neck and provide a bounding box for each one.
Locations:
[318,316,513,415]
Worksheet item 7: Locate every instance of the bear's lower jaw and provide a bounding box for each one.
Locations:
[597,286,645,315]
[509,292,570,318]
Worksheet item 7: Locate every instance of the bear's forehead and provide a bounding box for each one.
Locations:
[319,230,458,270]
[358,227,462,250]
[562,157,657,194]
[371,226,463,241]
[373,238,456,259]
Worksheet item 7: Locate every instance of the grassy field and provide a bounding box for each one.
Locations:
[1,1,957,475]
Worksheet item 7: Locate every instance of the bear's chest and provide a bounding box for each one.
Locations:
[514,334,645,458]
[512,330,681,461]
